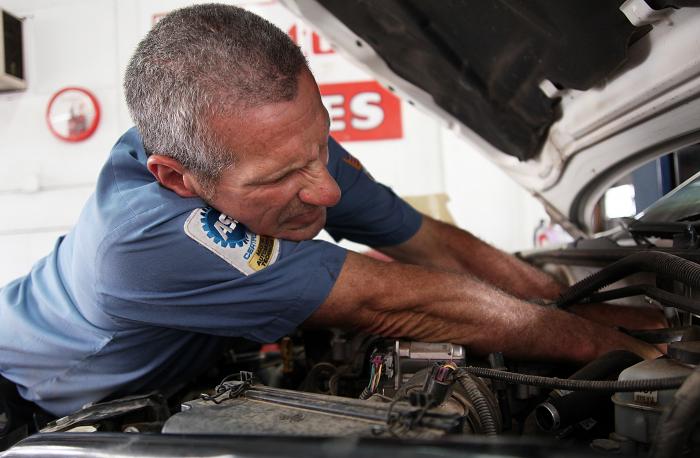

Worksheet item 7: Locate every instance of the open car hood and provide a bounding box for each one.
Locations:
[282,0,700,233]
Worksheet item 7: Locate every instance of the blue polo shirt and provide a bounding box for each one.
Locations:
[0,128,422,416]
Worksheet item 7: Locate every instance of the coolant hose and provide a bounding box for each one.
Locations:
[457,373,498,436]
[460,366,686,392]
[535,350,642,432]
[650,364,700,458]
[556,251,700,309]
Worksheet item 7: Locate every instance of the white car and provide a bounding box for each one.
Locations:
[3,1,700,457]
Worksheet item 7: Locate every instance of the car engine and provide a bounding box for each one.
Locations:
[4,246,700,458]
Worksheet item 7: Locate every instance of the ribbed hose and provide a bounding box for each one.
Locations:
[461,366,686,392]
[556,251,700,309]
[358,386,372,400]
[650,364,700,458]
[583,284,700,314]
[457,374,498,436]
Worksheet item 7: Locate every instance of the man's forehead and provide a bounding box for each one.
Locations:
[224,111,326,152]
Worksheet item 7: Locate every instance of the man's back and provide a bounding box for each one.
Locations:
[0,127,422,417]
[0,128,223,415]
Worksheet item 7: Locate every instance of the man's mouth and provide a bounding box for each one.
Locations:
[285,207,324,227]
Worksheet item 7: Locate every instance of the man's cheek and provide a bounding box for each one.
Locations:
[238,199,270,218]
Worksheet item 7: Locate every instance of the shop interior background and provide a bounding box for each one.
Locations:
[0,0,552,285]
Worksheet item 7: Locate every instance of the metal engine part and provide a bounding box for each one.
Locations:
[163,378,462,438]
[357,341,501,435]
[382,341,466,394]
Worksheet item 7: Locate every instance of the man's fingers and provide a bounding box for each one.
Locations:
[569,303,667,330]
[654,343,669,355]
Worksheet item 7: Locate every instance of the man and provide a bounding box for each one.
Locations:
[0,4,661,420]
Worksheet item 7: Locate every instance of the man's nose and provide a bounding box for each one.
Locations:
[298,167,341,207]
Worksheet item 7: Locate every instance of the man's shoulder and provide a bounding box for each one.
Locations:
[79,129,206,284]
[92,204,221,305]
[93,127,205,238]
[108,127,147,167]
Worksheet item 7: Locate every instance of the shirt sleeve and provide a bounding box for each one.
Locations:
[96,207,347,343]
[325,137,423,246]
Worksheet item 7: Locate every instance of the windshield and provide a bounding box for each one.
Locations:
[636,170,700,223]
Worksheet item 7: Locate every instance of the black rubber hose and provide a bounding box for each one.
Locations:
[456,374,498,436]
[461,366,686,392]
[556,251,700,309]
[582,284,700,314]
[535,351,642,432]
[650,364,700,458]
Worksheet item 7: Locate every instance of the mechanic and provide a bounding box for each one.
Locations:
[0,4,664,425]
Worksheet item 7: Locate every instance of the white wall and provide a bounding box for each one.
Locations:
[0,0,546,285]
[442,129,548,252]
[0,0,128,284]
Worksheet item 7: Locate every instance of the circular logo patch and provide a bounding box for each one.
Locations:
[200,207,249,248]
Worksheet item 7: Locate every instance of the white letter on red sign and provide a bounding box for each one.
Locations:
[322,94,346,131]
[350,92,384,130]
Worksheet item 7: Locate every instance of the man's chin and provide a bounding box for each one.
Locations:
[275,214,326,241]
[276,221,325,241]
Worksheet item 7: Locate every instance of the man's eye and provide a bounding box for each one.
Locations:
[271,172,292,184]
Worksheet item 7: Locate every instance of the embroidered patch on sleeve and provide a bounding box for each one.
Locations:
[342,153,363,171]
[342,153,375,181]
[184,207,280,275]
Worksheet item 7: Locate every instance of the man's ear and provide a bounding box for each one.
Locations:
[147,154,200,198]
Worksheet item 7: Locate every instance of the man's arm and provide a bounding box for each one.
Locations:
[378,215,562,300]
[306,252,661,363]
[376,215,667,331]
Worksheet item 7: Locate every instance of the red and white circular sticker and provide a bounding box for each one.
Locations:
[46,87,100,142]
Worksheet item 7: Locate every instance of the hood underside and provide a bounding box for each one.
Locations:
[284,0,700,233]
[314,0,647,162]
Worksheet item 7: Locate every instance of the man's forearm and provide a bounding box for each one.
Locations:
[445,224,562,300]
[307,252,660,363]
[379,216,563,301]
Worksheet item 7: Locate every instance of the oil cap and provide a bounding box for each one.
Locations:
[668,341,700,365]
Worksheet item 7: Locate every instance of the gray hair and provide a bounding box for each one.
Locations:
[124,3,308,186]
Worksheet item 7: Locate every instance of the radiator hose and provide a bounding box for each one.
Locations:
[534,350,642,432]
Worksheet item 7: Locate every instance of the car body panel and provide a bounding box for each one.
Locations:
[282,0,700,232]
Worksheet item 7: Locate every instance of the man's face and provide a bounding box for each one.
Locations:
[198,70,341,241]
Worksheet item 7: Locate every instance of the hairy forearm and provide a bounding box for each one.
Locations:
[380,216,563,301]
[308,252,659,363]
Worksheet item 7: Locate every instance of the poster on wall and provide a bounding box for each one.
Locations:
[46,87,100,142]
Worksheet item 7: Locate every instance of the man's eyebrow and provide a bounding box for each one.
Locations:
[253,115,330,185]
[254,163,300,184]
[254,151,316,184]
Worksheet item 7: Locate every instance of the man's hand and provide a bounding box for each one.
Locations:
[306,252,661,363]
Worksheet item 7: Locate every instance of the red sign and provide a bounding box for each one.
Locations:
[320,81,403,142]
[288,24,335,55]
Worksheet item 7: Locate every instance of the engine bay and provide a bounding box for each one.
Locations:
[4,242,700,457]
